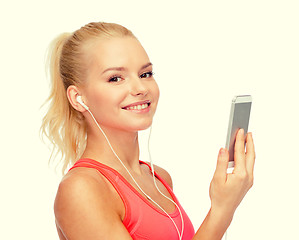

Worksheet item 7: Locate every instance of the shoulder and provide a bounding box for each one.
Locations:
[147,163,173,190]
[54,168,113,216]
[54,168,130,239]
[56,168,106,198]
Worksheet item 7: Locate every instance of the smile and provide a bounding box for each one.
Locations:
[122,101,151,111]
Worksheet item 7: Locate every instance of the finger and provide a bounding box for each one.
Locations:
[233,128,246,172]
[213,148,229,182]
[245,132,256,175]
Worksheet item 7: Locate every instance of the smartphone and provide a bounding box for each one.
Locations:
[225,95,252,168]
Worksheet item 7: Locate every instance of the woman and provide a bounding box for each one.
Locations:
[41,22,255,240]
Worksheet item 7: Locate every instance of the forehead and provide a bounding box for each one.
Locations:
[86,36,150,70]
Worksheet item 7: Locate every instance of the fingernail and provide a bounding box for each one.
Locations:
[220,148,226,155]
[240,128,244,135]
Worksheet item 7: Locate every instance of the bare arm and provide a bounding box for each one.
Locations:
[54,170,133,240]
[193,129,255,239]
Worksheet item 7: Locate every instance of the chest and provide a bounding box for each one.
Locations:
[114,176,194,240]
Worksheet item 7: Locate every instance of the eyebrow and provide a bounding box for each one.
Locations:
[140,62,153,70]
[101,62,153,74]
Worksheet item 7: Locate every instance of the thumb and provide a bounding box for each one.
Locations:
[213,148,229,181]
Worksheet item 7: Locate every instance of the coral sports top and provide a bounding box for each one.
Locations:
[69,158,195,240]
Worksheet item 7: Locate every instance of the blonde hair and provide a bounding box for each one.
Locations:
[41,22,135,174]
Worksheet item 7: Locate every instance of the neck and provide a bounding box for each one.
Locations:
[82,124,141,173]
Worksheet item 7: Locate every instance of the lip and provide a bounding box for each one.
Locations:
[122,100,151,109]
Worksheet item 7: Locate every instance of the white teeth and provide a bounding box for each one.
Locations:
[126,103,149,110]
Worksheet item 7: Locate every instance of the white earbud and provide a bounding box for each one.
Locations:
[76,95,89,110]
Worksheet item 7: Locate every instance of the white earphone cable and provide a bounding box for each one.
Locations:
[86,108,184,240]
[147,126,184,239]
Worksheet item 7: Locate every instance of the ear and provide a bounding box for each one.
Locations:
[67,85,88,112]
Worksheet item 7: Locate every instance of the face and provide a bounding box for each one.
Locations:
[82,36,160,133]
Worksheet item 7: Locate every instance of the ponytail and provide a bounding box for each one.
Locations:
[41,33,86,174]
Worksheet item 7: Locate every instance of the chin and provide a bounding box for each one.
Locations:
[127,120,153,132]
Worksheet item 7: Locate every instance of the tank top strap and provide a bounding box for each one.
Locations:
[138,160,176,198]
[69,158,132,217]
[69,159,179,208]
[69,158,124,184]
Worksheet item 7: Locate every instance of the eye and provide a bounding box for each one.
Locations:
[108,76,122,83]
[140,71,154,79]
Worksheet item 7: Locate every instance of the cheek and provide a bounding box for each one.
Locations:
[89,87,127,112]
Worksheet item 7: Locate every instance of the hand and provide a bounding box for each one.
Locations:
[209,129,255,216]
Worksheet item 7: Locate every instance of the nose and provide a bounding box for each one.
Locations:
[130,76,148,96]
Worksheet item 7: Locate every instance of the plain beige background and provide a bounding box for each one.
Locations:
[1,0,298,239]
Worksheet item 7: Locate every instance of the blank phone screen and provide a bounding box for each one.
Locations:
[227,102,252,162]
